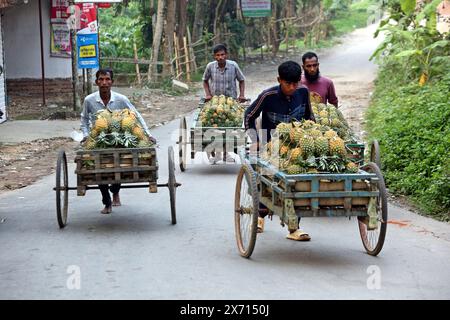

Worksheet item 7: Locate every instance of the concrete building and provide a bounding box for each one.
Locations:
[0,0,73,123]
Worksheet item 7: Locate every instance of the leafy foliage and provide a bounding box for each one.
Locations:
[366,70,450,220]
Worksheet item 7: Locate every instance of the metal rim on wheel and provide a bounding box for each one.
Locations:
[179,117,187,172]
[56,149,68,228]
[168,146,177,224]
[358,162,388,256]
[234,164,259,258]
[370,140,381,169]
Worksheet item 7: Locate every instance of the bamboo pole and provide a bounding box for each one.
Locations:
[174,32,181,79]
[186,27,197,73]
[183,36,191,82]
[133,41,142,85]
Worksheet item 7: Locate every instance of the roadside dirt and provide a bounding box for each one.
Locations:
[0,138,79,192]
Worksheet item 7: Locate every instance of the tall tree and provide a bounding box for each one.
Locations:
[163,0,176,77]
[150,0,165,80]
[192,0,208,43]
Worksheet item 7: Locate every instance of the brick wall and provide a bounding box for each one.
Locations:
[6,78,73,98]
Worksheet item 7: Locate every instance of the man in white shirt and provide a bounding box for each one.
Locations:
[80,68,156,214]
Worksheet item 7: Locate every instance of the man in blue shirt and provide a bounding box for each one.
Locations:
[244,60,314,241]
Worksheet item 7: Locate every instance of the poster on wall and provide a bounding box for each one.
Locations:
[50,0,70,23]
[77,33,99,69]
[50,24,71,57]
[76,3,98,34]
[241,0,271,18]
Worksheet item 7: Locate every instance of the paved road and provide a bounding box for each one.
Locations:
[1,25,450,299]
[1,117,450,299]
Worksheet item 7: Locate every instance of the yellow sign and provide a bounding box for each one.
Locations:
[79,45,96,58]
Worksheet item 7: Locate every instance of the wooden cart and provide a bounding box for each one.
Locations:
[234,148,387,258]
[54,146,180,228]
[177,99,250,171]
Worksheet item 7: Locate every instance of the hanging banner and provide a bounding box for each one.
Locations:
[77,3,98,34]
[241,0,271,18]
[50,23,71,57]
[77,33,99,69]
[51,0,70,23]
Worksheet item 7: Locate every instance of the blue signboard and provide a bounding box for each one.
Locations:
[77,33,99,69]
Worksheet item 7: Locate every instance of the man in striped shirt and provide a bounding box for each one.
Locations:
[203,44,247,163]
[202,44,246,102]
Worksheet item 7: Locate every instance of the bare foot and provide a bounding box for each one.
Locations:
[112,193,121,206]
[101,205,112,214]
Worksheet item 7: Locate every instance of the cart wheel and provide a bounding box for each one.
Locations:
[178,116,187,172]
[234,164,259,258]
[370,140,381,169]
[56,149,68,228]
[168,146,177,224]
[358,162,388,256]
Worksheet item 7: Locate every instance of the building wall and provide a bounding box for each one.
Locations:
[3,0,71,79]
[0,13,6,123]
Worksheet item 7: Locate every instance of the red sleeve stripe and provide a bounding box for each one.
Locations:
[245,90,278,129]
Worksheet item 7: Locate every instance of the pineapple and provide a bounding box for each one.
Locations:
[331,118,341,128]
[346,161,358,173]
[226,97,235,106]
[289,147,303,162]
[299,135,315,156]
[302,120,315,130]
[138,140,152,148]
[85,137,97,150]
[132,126,147,140]
[109,113,123,132]
[324,130,338,140]
[121,115,136,132]
[286,164,306,175]
[96,109,112,121]
[309,129,322,139]
[329,137,346,157]
[314,137,329,156]
[318,110,328,119]
[276,123,292,141]
[218,95,226,105]
[89,128,99,138]
[279,144,290,157]
[94,117,109,132]
[289,127,305,144]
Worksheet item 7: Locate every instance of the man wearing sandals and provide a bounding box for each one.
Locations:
[244,61,315,241]
[202,43,247,164]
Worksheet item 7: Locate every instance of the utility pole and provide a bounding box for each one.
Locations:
[70,1,81,111]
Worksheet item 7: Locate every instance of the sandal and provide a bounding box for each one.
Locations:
[257,217,265,233]
[286,229,311,241]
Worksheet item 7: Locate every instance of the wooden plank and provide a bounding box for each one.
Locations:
[132,149,139,180]
[114,152,120,181]
[75,166,157,174]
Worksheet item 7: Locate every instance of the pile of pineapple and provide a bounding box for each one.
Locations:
[198,95,245,128]
[84,109,154,150]
[311,102,356,142]
[262,120,358,174]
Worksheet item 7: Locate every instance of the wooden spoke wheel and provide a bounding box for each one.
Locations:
[168,146,177,224]
[56,149,69,228]
[370,140,381,169]
[358,162,388,256]
[178,117,187,172]
[234,164,259,258]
